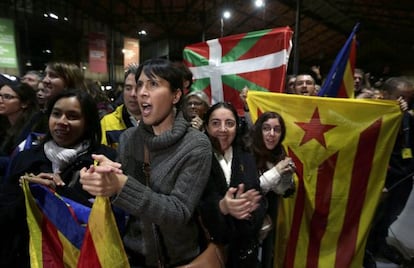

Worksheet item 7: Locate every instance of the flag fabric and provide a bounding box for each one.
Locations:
[318,23,360,98]
[22,181,129,268]
[89,32,108,73]
[247,91,402,268]
[183,27,293,113]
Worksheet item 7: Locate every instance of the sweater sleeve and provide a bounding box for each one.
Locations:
[112,130,212,226]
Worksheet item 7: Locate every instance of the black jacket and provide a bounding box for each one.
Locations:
[199,145,266,267]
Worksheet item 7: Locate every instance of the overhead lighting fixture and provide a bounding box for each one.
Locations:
[138,30,147,36]
[49,13,59,20]
[222,10,231,19]
[63,17,68,21]
[25,60,32,67]
[255,0,265,8]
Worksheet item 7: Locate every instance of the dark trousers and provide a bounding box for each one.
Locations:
[367,177,413,253]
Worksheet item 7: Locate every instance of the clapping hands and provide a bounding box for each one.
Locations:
[219,183,262,220]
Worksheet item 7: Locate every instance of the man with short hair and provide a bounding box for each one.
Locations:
[100,64,141,148]
[21,71,42,92]
[353,68,364,95]
[294,74,317,96]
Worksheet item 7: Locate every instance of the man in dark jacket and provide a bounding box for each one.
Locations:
[366,77,414,266]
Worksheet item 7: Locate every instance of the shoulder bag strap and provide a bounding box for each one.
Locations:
[144,145,167,268]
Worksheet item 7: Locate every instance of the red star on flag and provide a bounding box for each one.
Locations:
[295,107,336,148]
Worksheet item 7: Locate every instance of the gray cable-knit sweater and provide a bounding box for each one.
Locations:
[113,112,212,266]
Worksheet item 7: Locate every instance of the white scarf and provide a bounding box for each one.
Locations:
[44,140,90,173]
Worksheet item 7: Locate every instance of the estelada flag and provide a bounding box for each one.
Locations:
[22,181,129,268]
[183,27,293,113]
[318,23,359,98]
[247,91,402,268]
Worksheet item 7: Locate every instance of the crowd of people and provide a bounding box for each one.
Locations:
[0,58,413,268]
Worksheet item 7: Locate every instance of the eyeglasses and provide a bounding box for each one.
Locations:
[209,119,236,129]
[188,101,203,107]
[262,125,281,134]
[0,93,19,100]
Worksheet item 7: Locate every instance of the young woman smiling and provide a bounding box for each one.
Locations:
[4,89,116,267]
[246,111,296,268]
[200,102,266,268]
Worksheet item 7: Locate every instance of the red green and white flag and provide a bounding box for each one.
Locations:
[183,27,293,113]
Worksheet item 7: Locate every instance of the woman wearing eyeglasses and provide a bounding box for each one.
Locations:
[183,90,210,130]
[0,81,39,180]
[245,111,296,268]
[200,102,266,268]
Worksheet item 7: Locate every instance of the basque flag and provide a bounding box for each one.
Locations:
[183,27,293,113]
[22,182,129,268]
[318,23,360,98]
[247,91,402,267]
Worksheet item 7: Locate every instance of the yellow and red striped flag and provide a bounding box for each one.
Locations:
[247,91,402,268]
[22,181,129,268]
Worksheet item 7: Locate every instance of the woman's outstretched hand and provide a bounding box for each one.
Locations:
[19,172,65,189]
[80,154,127,197]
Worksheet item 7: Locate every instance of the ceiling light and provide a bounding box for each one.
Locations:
[138,30,147,36]
[49,13,59,20]
[255,0,265,8]
[222,10,231,19]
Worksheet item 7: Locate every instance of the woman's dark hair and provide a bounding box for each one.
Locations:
[2,82,39,113]
[135,58,184,110]
[203,102,242,153]
[0,82,39,154]
[173,61,193,89]
[248,111,286,171]
[44,89,101,148]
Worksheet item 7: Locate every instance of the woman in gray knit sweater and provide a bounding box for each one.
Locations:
[80,59,212,267]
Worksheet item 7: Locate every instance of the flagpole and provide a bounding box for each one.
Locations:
[220,18,224,37]
[293,0,302,75]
